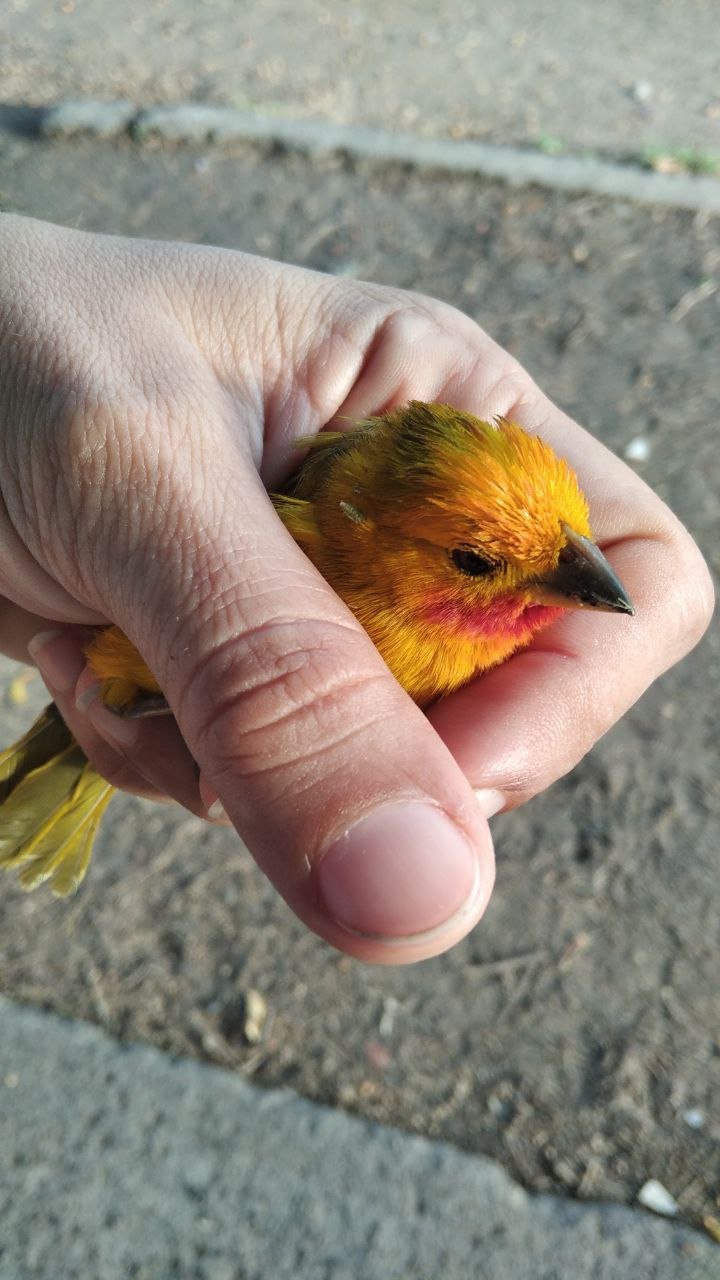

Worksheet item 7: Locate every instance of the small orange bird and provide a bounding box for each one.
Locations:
[0,402,632,894]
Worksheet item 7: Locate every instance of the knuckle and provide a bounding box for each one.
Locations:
[84,743,145,795]
[658,524,715,654]
[182,616,391,783]
[499,725,583,804]
[683,544,715,642]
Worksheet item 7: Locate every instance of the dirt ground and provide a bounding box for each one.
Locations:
[0,133,718,1229]
[3,0,720,160]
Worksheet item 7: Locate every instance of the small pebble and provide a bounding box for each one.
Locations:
[379,996,399,1038]
[182,1155,216,1196]
[683,1107,705,1130]
[637,1179,679,1217]
[632,80,653,104]
[703,1214,720,1244]
[328,260,360,278]
[242,989,267,1044]
[624,436,651,463]
[8,668,35,706]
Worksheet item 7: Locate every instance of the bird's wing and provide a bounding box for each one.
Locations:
[0,704,71,804]
[282,426,373,501]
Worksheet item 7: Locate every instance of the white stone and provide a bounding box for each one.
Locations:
[637,1179,679,1217]
[624,436,651,462]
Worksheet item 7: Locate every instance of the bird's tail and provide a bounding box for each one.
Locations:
[0,704,113,896]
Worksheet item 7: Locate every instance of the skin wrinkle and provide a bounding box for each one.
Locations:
[345,310,503,424]
[256,289,326,462]
[424,302,519,387]
[176,615,379,751]
[196,259,273,452]
[205,692,393,785]
[514,636,580,663]
[206,664,390,750]
[308,287,379,395]
[468,367,530,422]
[1,392,108,617]
[71,404,162,614]
[154,519,342,661]
[153,264,209,361]
[290,268,387,380]
[27,372,157,602]
[60,406,114,578]
[429,304,518,379]
[173,581,350,659]
[0,513,103,620]
[100,397,247,625]
[219,730,438,842]
[330,306,410,415]
[277,336,347,448]
[260,299,383,477]
[174,570,339,644]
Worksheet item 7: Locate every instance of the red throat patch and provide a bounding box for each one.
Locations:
[421,594,564,641]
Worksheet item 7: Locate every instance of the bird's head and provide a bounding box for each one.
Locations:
[330,402,633,645]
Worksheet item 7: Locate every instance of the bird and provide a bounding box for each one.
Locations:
[0,402,633,895]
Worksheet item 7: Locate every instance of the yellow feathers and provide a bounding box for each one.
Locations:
[272,403,610,705]
[281,404,591,572]
[85,626,161,710]
[1,403,631,894]
[0,707,112,894]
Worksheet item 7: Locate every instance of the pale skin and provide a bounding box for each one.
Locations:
[0,214,714,964]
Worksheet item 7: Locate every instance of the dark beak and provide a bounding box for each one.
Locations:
[526,525,635,615]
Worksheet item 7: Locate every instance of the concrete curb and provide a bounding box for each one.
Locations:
[1,998,717,1280]
[2,99,719,214]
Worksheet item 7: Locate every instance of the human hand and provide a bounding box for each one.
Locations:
[0,215,713,963]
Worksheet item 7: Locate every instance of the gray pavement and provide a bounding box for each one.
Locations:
[28,102,720,213]
[1,997,717,1280]
[3,0,720,164]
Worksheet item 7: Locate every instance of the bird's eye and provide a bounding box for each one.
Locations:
[450,547,497,577]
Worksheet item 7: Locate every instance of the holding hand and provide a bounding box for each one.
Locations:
[0,215,712,963]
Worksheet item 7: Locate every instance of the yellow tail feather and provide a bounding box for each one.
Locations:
[0,704,72,803]
[0,706,113,896]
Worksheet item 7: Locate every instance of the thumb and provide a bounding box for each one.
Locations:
[121,461,494,965]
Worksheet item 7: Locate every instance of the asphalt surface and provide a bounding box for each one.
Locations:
[2,997,718,1280]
